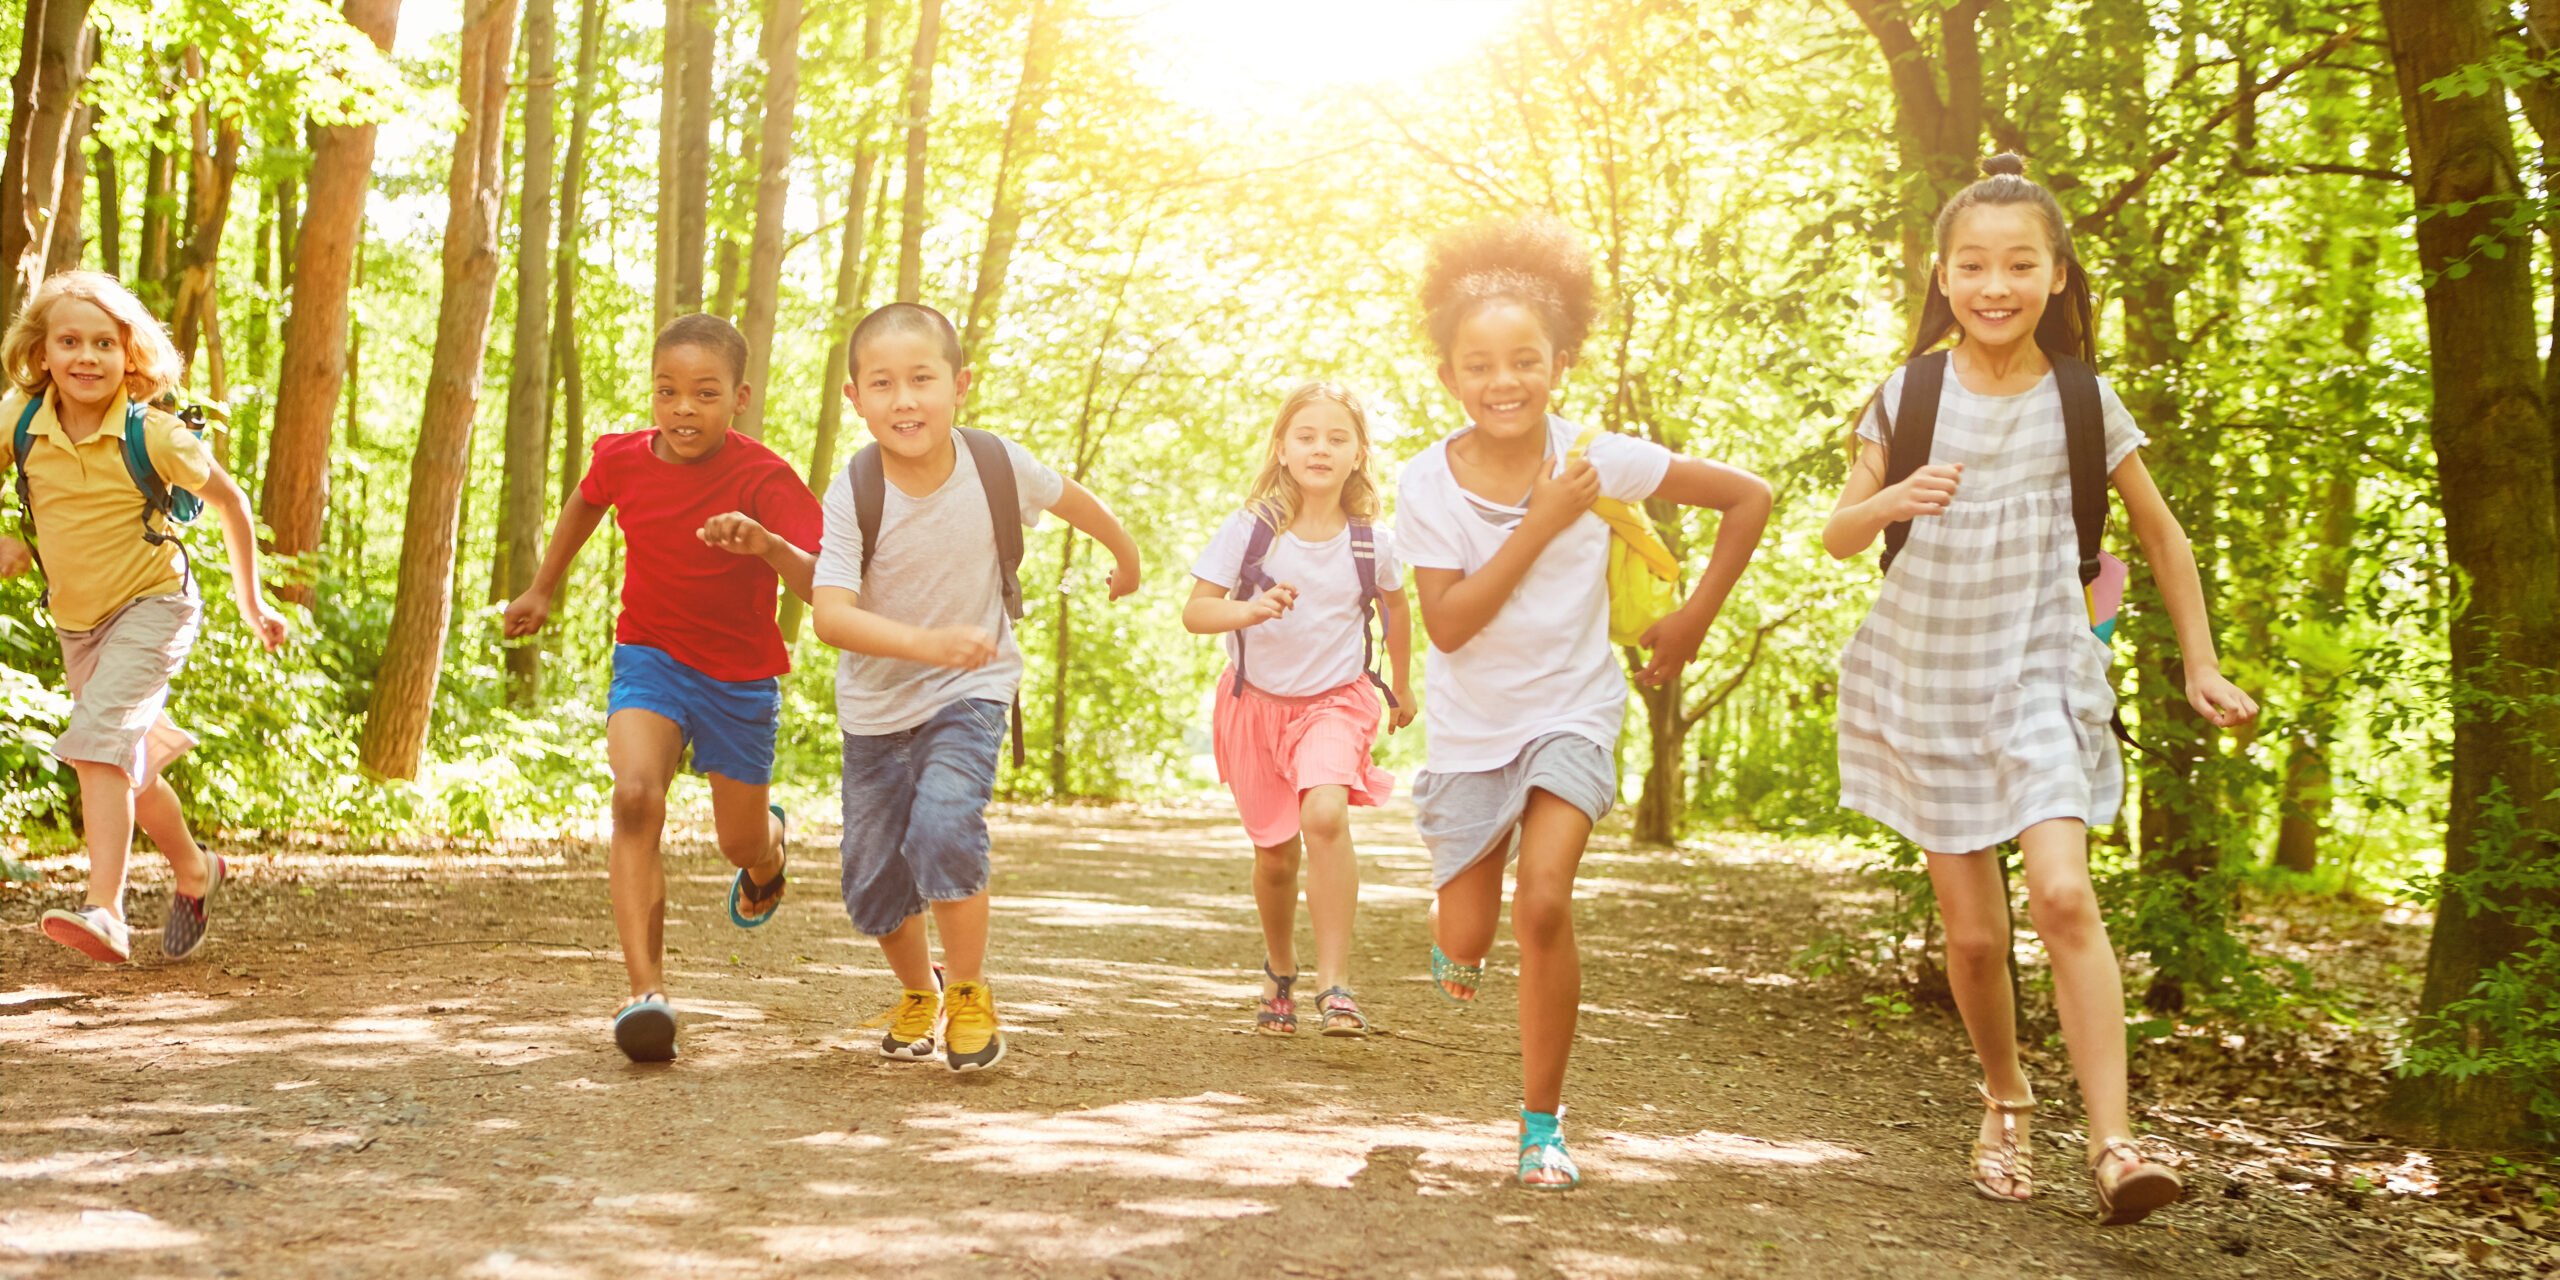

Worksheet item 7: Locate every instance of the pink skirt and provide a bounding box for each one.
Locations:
[1211,671,1396,847]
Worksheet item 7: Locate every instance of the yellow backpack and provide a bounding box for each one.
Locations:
[1567,425,1681,647]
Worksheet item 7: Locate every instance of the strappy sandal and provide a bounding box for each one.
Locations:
[1430,944,1483,1005]
[1971,1083,2036,1203]
[1517,1109,1580,1190]
[1256,961,1298,1035]
[726,803,788,929]
[2090,1136,2183,1225]
[1314,986,1369,1038]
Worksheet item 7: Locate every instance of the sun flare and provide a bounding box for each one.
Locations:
[1120,0,1534,117]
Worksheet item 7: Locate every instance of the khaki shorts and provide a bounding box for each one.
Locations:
[53,592,200,791]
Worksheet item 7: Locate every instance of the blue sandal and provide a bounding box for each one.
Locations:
[727,803,787,929]
[1518,1109,1580,1190]
[614,992,678,1063]
[1430,944,1483,1005]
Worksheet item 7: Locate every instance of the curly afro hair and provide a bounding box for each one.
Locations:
[1419,213,1598,359]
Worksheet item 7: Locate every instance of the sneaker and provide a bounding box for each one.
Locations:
[162,855,229,960]
[613,992,678,1063]
[867,988,942,1061]
[41,906,131,964]
[942,979,1006,1072]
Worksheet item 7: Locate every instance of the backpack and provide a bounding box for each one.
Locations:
[12,394,208,609]
[850,426,1028,767]
[1876,349,2146,749]
[1565,424,1681,648]
[1226,508,1397,707]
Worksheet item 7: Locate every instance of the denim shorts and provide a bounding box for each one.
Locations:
[606,643,782,786]
[838,698,1008,937]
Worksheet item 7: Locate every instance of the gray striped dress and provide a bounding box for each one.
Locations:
[1836,365,2148,854]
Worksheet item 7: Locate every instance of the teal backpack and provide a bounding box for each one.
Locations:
[12,395,210,606]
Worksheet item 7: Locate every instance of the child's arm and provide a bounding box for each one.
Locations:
[810,585,997,669]
[1181,577,1294,634]
[1412,458,1601,651]
[699,513,817,603]
[1823,440,1962,560]
[1631,457,1775,686]
[1047,478,1142,600]
[1382,585,1416,731]
[2114,453,2259,728]
[199,461,289,650]
[502,489,606,637]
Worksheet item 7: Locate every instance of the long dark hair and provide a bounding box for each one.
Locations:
[1903,153,2097,364]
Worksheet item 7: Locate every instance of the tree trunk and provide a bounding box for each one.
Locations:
[732,0,800,439]
[43,98,87,278]
[359,0,520,780]
[2377,0,2560,1149]
[138,104,175,310]
[494,0,557,699]
[93,139,115,275]
[169,107,241,379]
[0,0,95,317]
[895,0,941,304]
[262,0,402,606]
[673,0,713,311]
[654,0,682,331]
[1838,0,1986,292]
[551,0,602,595]
[959,0,1060,359]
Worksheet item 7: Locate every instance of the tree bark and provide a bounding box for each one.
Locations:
[43,98,87,278]
[960,0,1060,359]
[359,0,520,780]
[2377,0,2560,1148]
[895,0,942,304]
[0,0,95,316]
[169,106,241,378]
[1836,0,1986,292]
[654,0,683,331]
[93,139,115,276]
[673,0,714,311]
[262,0,402,606]
[494,0,557,698]
[138,101,175,310]
[732,0,800,439]
[553,0,602,507]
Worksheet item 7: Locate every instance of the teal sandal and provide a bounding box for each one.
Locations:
[1430,944,1483,1005]
[1518,1109,1580,1190]
[727,803,788,929]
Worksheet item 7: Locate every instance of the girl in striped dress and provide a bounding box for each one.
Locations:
[1825,155,2258,1226]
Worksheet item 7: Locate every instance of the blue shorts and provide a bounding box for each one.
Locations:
[838,699,1007,937]
[606,644,782,786]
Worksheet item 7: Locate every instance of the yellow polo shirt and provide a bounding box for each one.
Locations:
[0,388,214,632]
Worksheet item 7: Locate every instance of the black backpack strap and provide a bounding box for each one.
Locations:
[11,396,47,608]
[1228,513,1277,699]
[1878,351,1948,575]
[2052,355,2107,588]
[957,428,1024,622]
[850,442,886,592]
[1348,521,1396,708]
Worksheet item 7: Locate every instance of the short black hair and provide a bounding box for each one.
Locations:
[849,302,967,375]
[653,312,748,382]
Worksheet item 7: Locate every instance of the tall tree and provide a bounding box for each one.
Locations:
[264,0,403,606]
[43,97,87,278]
[0,0,94,316]
[553,0,604,507]
[2377,0,2560,1148]
[93,139,115,275]
[494,0,559,697]
[960,0,1061,358]
[359,0,520,779]
[673,0,714,310]
[733,0,801,439]
[895,0,942,303]
[168,63,242,379]
[1836,0,1985,291]
[654,0,683,330]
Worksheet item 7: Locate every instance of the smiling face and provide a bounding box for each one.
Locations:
[1437,299,1566,444]
[42,299,129,413]
[1936,203,2070,353]
[1273,397,1363,501]
[650,342,749,462]
[848,329,971,464]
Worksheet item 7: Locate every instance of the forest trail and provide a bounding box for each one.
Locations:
[1,804,2397,1278]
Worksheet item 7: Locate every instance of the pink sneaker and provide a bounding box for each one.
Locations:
[41,906,132,964]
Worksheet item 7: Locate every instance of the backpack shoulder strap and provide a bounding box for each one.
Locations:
[1234,509,1278,598]
[12,396,37,472]
[2051,354,2108,586]
[121,403,168,506]
[957,427,1024,621]
[1879,351,1948,574]
[1347,521,1381,608]
[850,442,886,591]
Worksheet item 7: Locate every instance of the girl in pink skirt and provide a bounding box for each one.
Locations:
[1184,381,1414,1038]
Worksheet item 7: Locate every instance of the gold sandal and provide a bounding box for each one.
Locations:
[2090,1136,2183,1225]
[1971,1083,2036,1203]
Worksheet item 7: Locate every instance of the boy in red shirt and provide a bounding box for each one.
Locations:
[504,314,823,1062]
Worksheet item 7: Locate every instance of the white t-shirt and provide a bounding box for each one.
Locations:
[1396,414,1673,773]
[1190,510,1404,698]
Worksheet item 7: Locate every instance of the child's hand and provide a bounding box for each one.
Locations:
[1107,554,1141,601]
[1882,462,1962,520]
[243,600,290,652]
[501,591,551,638]
[698,512,774,557]
[1524,458,1601,537]
[1633,599,1717,686]
[1242,583,1296,626]
[1387,696,1417,734]
[920,625,998,671]
[0,536,28,577]
[2187,669,2259,730]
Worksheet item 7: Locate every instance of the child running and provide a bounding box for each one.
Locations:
[502,313,822,1063]
[811,302,1140,1072]
[1183,381,1414,1039]
[0,271,288,964]
[1400,216,1773,1187]
[1823,154,2259,1225]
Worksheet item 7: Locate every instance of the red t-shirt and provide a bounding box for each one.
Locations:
[577,430,824,682]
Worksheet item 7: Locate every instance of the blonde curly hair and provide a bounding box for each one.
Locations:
[1,270,183,405]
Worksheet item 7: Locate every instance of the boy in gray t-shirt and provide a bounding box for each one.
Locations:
[811,303,1141,1072]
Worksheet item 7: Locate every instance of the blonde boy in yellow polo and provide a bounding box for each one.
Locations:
[0,271,286,965]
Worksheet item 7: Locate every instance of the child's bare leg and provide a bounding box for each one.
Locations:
[1251,834,1303,993]
[604,710,684,999]
[1433,839,1506,966]
[931,890,991,986]
[1298,785,1356,992]
[71,761,137,916]
[705,773,782,881]
[876,913,938,990]
[1927,845,2034,1184]
[1511,790,1591,1115]
[2017,818,2133,1157]
[132,776,210,895]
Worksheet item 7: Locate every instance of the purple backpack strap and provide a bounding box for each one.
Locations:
[1229,513,1278,698]
[1348,522,1397,709]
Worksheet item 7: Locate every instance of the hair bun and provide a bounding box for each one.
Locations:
[1981,152,2027,179]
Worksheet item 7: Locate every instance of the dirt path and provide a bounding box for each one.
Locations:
[1,803,2405,1278]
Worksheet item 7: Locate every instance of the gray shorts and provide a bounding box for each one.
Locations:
[1412,732,1616,888]
[54,593,200,790]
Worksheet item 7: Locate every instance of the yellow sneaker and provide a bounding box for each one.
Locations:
[862,988,941,1061]
[941,980,1005,1072]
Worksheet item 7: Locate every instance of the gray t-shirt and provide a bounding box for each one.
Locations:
[813,434,1066,735]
